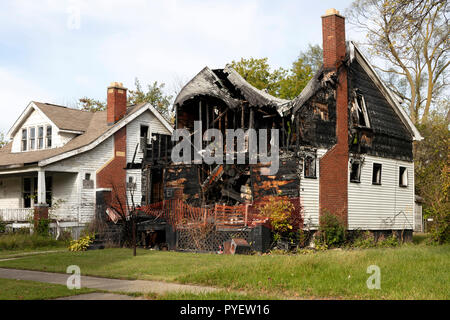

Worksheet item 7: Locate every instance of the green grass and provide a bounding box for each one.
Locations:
[0,243,448,300]
[0,278,96,300]
[0,233,67,252]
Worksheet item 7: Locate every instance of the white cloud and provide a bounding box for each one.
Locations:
[0,67,52,133]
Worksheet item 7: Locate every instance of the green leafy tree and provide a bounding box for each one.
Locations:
[415,105,449,244]
[229,57,287,97]
[230,45,323,99]
[128,78,173,121]
[78,97,106,112]
[78,78,174,122]
[0,132,7,148]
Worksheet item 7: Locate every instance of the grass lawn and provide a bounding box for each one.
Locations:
[0,242,448,300]
[0,278,96,300]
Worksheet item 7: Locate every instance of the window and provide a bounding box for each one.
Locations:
[23,177,38,208]
[128,176,134,184]
[46,126,52,148]
[38,126,44,149]
[304,156,316,178]
[353,94,371,128]
[372,163,382,185]
[29,127,36,150]
[21,129,27,151]
[45,176,52,207]
[399,166,408,187]
[140,125,149,139]
[83,173,94,189]
[350,160,362,183]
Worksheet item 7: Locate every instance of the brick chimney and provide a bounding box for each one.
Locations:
[319,9,349,226]
[107,82,128,124]
[322,8,346,71]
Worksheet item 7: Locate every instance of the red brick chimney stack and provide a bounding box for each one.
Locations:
[319,8,349,226]
[107,82,128,124]
[322,8,346,71]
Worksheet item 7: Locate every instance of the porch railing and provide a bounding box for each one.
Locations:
[0,208,34,222]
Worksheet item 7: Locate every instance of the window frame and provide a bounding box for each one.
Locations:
[29,127,36,150]
[372,163,382,185]
[37,126,44,150]
[304,155,317,179]
[21,128,28,151]
[46,125,52,148]
[399,166,408,187]
[350,160,362,183]
[354,94,371,128]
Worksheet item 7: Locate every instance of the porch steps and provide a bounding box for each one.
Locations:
[88,224,122,250]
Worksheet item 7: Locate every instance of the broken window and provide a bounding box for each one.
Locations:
[83,173,94,189]
[352,94,370,128]
[304,156,316,178]
[350,160,362,183]
[399,166,408,187]
[21,129,27,151]
[372,163,382,185]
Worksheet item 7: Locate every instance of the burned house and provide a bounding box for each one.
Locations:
[150,8,422,246]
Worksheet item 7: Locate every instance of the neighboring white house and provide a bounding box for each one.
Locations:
[0,82,172,229]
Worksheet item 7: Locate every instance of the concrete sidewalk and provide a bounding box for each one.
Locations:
[0,268,217,296]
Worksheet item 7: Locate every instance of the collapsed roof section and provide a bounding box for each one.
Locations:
[174,65,290,115]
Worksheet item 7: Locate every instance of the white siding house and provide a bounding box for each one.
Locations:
[0,93,172,228]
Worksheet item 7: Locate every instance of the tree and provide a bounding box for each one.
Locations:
[78,78,174,122]
[347,0,449,124]
[230,44,323,100]
[229,57,287,97]
[0,132,7,149]
[128,78,173,121]
[78,97,106,113]
[414,104,449,244]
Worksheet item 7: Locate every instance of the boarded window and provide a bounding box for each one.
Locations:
[399,166,408,187]
[46,126,52,148]
[29,127,36,150]
[21,129,27,151]
[350,160,362,183]
[372,163,382,185]
[38,126,44,149]
[304,156,316,178]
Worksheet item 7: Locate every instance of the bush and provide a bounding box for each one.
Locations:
[68,234,94,252]
[35,219,51,237]
[257,196,302,247]
[0,218,6,233]
[317,211,346,247]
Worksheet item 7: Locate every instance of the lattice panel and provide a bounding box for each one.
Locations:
[177,229,252,252]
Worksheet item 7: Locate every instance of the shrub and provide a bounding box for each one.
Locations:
[317,211,346,247]
[68,234,94,252]
[0,218,6,233]
[35,219,51,237]
[257,196,302,246]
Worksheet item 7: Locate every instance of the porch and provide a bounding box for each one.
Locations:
[0,168,90,223]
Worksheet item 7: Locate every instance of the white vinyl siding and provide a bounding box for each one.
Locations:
[300,149,327,229]
[348,155,414,230]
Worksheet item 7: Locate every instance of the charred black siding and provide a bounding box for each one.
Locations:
[349,60,413,161]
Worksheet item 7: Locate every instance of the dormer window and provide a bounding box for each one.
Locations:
[38,126,44,149]
[29,127,36,150]
[21,129,27,151]
[46,126,52,148]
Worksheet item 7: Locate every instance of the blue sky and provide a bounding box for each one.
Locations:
[0,0,360,134]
